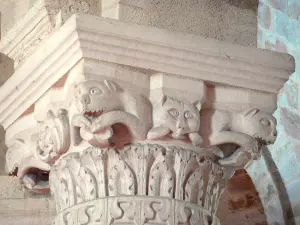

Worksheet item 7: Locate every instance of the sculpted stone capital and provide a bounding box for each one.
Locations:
[4,75,277,195]
[0,14,290,225]
[50,143,224,225]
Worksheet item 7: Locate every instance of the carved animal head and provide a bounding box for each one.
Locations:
[242,108,277,143]
[160,95,201,138]
[74,80,123,117]
[5,139,51,194]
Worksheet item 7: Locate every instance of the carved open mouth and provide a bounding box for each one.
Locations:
[254,136,274,146]
[8,165,18,176]
[22,168,50,193]
[9,166,50,194]
[84,110,103,118]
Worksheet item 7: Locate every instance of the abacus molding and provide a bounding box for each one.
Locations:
[0,14,294,129]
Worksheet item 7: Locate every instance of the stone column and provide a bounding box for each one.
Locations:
[0,10,294,225]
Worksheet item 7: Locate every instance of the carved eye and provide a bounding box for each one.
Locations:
[168,109,180,117]
[90,87,102,95]
[260,118,271,126]
[184,111,194,119]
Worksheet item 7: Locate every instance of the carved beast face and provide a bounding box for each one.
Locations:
[74,80,123,117]
[243,109,277,143]
[161,95,201,138]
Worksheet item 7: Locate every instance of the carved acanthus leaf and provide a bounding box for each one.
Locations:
[37,109,70,163]
[108,150,136,196]
[148,152,174,198]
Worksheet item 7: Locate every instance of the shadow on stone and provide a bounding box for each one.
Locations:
[0,53,14,85]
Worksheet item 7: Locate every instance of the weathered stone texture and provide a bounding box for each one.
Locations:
[0,0,38,38]
[0,0,296,224]
[130,0,258,47]
[0,175,55,225]
[259,3,272,29]
[258,0,300,221]
[1,0,258,47]
[288,0,300,21]
[260,0,288,13]
[0,198,55,225]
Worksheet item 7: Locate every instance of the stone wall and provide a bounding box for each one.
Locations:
[0,0,37,38]
[118,0,259,47]
[0,176,55,225]
[255,0,300,224]
[0,0,258,47]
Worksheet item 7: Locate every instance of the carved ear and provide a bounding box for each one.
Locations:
[244,108,259,117]
[160,94,168,106]
[104,80,121,92]
[193,100,201,111]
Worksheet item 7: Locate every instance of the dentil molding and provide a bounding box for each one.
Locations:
[0,13,295,225]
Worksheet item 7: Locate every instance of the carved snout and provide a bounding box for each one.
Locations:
[80,94,91,105]
[270,130,278,143]
[75,94,91,112]
[176,119,187,134]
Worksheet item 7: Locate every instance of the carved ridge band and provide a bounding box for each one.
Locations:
[54,196,220,225]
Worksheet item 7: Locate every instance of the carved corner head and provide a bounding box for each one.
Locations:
[74,79,123,114]
[5,137,51,193]
[5,139,29,176]
[242,108,277,143]
[71,79,152,147]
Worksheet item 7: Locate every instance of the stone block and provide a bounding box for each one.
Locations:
[265,39,276,50]
[102,0,145,24]
[119,0,145,24]
[275,39,288,53]
[257,26,266,48]
[263,30,277,50]
[44,0,102,23]
[0,198,55,225]
[278,79,298,109]
[275,38,289,53]
[258,2,272,29]
[260,0,287,13]
[279,108,300,142]
[0,54,14,85]
[288,0,300,20]
[275,10,300,45]
[0,176,25,199]
[0,0,38,38]
[150,73,206,104]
